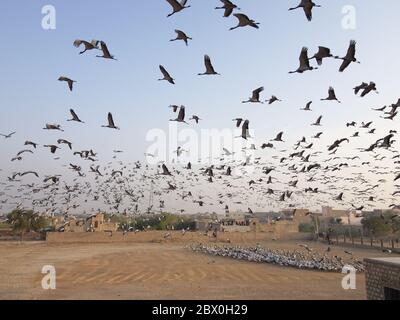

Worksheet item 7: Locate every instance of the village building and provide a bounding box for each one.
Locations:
[57,213,119,233]
[219,213,259,233]
[365,257,400,300]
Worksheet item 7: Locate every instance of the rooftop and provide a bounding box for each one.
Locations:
[365,257,400,268]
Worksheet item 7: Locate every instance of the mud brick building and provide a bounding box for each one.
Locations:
[365,258,400,300]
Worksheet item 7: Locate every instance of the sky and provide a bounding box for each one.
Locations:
[1,1,400,215]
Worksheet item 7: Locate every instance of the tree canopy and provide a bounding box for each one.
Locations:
[361,213,400,238]
[7,209,50,240]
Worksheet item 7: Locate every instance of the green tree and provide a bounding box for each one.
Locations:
[298,222,314,233]
[362,214,393,238]
[130,214,197,231]
[7,209,50,241]
[393,218,400,236]
[158,213,180,230]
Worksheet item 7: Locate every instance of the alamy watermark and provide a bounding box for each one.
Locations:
[342,5,357,30]
[41,265,56,290]
[41,5,56,30]
[341,265,357,290]
[145,123,256,173]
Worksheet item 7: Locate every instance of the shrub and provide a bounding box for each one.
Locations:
[299,223,314,233]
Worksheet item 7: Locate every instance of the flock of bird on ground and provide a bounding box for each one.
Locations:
[1,0,400,220]
[189,243,366,273]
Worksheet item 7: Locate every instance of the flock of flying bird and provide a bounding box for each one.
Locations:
[1,1,400,220]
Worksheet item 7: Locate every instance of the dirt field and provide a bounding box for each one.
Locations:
[0,235,395,300]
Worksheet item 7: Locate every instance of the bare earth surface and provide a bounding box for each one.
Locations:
[0,238,395,300]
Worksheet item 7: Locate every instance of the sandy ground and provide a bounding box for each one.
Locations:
[0,238,396,300]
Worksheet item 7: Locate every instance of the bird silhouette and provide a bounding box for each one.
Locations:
[230,14,259,30]
[73,39,100,54]
[321,87,341,103]
[170,30,192,46]
[166,0,191,17]
[215,0,240,17]
[58,77,76,92]
[198,55,220,76]
[335,40,360,72]
[170,106,188,124]
[242,87,264,104]
[0,132,16,139]
[159,65,175,84]
[309,46,333,65]
[102,113,120,130]
[96,41,117,60]
[289,0,321,21]
[289,47,317,74]
[68,109,84,123]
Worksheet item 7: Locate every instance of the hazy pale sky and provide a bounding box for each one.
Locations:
[1,1,400,214]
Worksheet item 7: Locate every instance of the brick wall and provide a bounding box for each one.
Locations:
[259,221,299,234]
[365,258,400,300]
[46,230,313,244]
